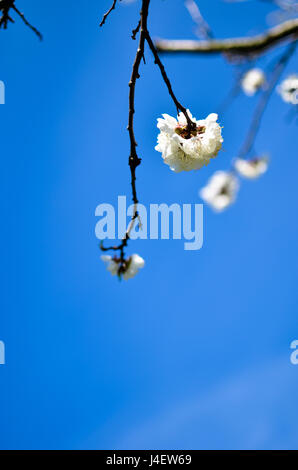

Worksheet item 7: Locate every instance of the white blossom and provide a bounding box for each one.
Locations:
[155,110,223,173]
[101,255,119,276]
[234,156,269,179]
[200,171,239,212]
[122,254,145,280]
[241,68,265,96]
[101,254,145,280]
[277,74,298,105]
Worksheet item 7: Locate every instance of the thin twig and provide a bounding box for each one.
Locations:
[12,4,42,40]
[185,0,214,39]
[132,19,141,40]
[145,32,196,129]
[100,0,119,28]
[217,78,242,115]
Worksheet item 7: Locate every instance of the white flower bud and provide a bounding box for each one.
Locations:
[277,74,298,105]
[200,171,239,212]
[234,156,269,179]
[241,68,265,96]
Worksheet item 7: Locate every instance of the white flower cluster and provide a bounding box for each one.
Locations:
[200,171,239,212]
[200,156,269,212]
[241,68,265,96]
[101,254,145,280]
[155,110,223,173]
[234,156,269,179]
[278,74,298,105]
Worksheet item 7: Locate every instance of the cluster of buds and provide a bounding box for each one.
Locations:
[200,156,269,212]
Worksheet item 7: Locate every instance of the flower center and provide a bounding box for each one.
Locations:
[219,185,230,197]
[113,256,132,274]
[175,125,206,140]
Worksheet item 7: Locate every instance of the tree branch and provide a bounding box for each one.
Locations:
[100,0,151,271]
[0,0,42,39]
[155,18,298,56]
[100,0,195,269]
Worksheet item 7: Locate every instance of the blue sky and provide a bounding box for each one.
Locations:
[0,0,297,450]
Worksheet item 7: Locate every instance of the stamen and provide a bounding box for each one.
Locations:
[175,125,206,139]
